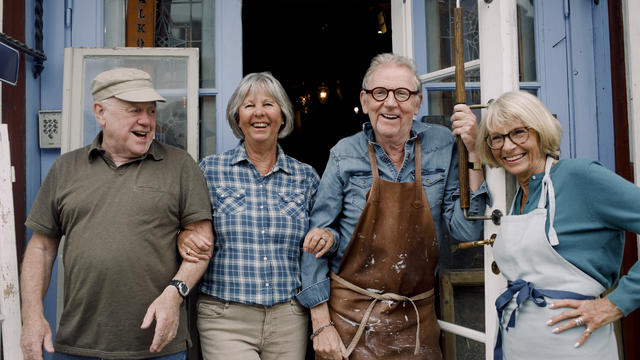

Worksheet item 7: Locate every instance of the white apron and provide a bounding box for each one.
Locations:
[492,157,618,360]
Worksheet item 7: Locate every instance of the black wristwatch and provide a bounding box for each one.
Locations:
[168,279,190,299]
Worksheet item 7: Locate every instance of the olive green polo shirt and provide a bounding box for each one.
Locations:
[26,133,212,359]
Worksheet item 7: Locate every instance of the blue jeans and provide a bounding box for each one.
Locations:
[52,350,187,360]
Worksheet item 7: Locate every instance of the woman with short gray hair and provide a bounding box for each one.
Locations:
[178,72,332,359]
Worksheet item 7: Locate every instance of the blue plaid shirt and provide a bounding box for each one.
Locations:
[199,143,319,306]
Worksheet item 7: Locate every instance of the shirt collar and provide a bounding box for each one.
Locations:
[88,131,164,163]
[230,142,293,175]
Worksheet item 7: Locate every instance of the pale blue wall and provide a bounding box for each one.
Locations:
[24,1,104,358]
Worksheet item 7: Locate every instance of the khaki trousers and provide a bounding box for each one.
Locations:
[197,295,308,360]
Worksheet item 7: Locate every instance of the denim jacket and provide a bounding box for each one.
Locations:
[296,120,488,308]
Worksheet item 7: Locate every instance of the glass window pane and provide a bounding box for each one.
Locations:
[422,89,481,121]
[83,57,189,149]
[156,0,215,88]
[422,0,479,82]
[199,96,218,159]
[517,0,536,82]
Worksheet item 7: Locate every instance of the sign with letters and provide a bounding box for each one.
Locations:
[126,0,156,47]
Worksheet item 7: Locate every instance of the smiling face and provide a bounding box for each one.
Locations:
[94,98,156,165]
[490,121,546,184]
[238,88,282,149]
[360,63,422,146]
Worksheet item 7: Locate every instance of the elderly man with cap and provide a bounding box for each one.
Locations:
[19,68,213,360]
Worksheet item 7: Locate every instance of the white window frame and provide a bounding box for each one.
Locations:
[61,47,200,159]
[392,1,519,358]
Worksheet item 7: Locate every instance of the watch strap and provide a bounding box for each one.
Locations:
[168,279,189,298]
[468,161,483,170]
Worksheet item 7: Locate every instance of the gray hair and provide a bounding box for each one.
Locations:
[226,72,295,139]
[361,53,422,95]
[477,91,562,167]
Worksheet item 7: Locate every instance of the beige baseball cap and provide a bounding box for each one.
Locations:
[91,68,167,103]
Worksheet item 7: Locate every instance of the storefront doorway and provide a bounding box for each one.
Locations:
[242,0,392,173]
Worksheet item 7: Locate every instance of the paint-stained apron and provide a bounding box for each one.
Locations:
[328,139,443,359]
[493,157,617,359]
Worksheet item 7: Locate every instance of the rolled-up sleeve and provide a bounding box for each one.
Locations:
[297,151,344,308]
[442,140,488,242]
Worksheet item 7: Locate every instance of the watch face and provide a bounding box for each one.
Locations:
[177,282,189,296]
[170,280,189,297]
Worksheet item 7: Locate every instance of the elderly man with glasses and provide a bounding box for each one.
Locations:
[297,53,488,360]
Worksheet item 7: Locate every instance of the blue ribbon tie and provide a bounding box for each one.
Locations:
[493,279,595,360]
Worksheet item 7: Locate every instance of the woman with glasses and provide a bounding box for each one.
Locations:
[297,53,488,359]
[477,91,640,359]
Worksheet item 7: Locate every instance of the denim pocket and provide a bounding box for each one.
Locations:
[347,174,373,210]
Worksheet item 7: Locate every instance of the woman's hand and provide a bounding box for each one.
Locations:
[178,228,213,263]
[547,296,623,348]
[450,104,479,155]
[303,228,335,258]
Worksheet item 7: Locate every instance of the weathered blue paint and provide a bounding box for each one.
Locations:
[537,0,571,160]
[24,2,104,357]
[215,0,242,153]
[591,0,615,171]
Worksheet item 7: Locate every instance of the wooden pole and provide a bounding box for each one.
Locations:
[454,6,470,210]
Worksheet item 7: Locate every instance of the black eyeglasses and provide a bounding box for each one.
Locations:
[363,87,419,102]
[486,127,531,149]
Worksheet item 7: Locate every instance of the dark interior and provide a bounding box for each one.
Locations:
[242,0,392,174]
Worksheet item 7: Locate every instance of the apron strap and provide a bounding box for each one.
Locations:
[367,143,381,202]
[413,137,423,207]
[330,272,434,357]
[493,279,595,360]
[537,157,559,246]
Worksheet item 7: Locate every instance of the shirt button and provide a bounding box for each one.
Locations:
[265,282,270,287]
[263,256,268,261]
[261,230,265,234]
[532,175,536,180]
[260,205,264,209]
[259,184,263,188]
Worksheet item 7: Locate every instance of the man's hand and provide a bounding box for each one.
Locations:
[21,314,54,360]
[451,103,479,154]
[311,303,346,360]
[141,286,183,352]
[20,232,59,360]
[313,325,346,360]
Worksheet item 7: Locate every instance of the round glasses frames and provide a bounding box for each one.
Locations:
[486,127,531,149]
[363,87,419,102]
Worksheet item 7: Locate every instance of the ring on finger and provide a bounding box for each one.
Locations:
[187,249,191,255]
[584,328,592,336]
[574,317,585,327]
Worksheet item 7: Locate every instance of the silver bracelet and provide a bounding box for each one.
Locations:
[310,321,335,340]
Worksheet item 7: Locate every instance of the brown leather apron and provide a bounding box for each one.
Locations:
[328,139,442,359]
